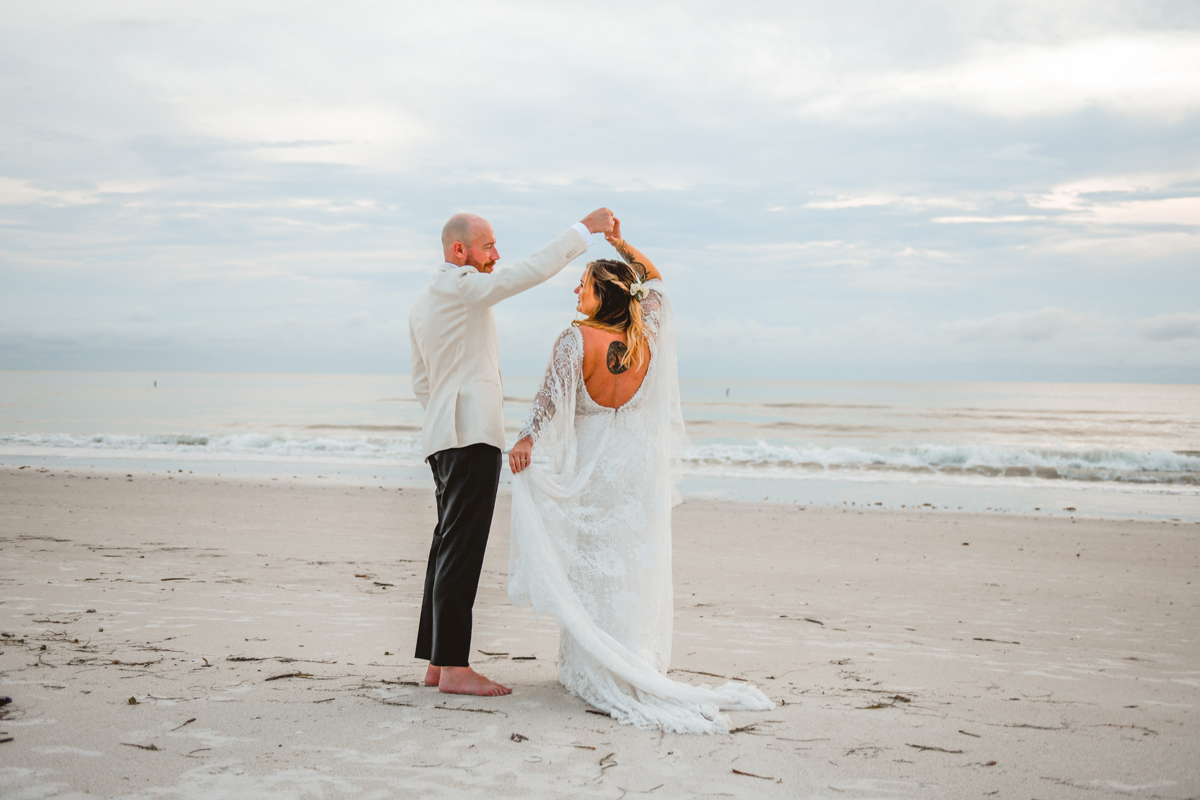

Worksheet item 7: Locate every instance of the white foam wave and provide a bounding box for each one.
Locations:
[4,433,1197,486]
[682,441,1200,484]
[0,432,425,462]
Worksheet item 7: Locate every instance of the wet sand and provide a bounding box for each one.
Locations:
[1,464,1197,798]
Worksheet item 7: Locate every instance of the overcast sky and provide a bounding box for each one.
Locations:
[2,0,1198,382]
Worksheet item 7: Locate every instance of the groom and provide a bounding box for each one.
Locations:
[408,207,615,696]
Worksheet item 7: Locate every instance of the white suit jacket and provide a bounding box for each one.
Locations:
[409,226,590,460]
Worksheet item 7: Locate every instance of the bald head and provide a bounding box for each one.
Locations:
[441,213,498,272]
[442,213,485,250]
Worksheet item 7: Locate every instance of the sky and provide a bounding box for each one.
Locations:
[1,0,1198,382]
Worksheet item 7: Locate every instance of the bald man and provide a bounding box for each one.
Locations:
[408,208,614,696]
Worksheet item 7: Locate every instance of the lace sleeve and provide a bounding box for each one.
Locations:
[518,327,582,444]
[641,280,665,340]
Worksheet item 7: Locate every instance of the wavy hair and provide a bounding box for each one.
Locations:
[576,258,650,372]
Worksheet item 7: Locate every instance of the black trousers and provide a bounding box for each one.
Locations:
[414,442,503,667]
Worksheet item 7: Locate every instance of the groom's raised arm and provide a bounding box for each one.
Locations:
[454,210,613,308]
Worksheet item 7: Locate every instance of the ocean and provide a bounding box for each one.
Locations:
[1,370,1198,522]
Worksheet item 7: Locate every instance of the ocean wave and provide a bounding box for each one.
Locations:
[682,441,1200,484]
[3,432,1198,487]
[0,432,425,461]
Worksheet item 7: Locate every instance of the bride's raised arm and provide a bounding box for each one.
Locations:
[605,218,662,283]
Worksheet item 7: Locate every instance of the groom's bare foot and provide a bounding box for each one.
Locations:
[424,664,441,687]
[437,666,512,696]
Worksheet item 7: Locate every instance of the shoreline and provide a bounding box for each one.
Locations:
[2,464,1198,798]
[3,449,1198,523]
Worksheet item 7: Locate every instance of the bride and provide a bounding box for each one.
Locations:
[507,220,773,734]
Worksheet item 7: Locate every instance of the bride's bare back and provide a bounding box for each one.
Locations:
[508,221,662,475]
[578,229,661,409]
[579,326,651,409]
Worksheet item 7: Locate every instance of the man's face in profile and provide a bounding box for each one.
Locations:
[463,223,499,273]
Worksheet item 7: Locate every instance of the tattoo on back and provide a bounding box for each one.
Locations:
[606,341,629,374]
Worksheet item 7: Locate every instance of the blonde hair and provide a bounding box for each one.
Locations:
[576,259,650,372]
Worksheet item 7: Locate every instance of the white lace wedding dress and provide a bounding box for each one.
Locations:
[508,281,773,734]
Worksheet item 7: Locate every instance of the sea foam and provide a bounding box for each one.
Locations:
[2,433,1196,486]
[682,441,1199,485]
[0,432,425,462]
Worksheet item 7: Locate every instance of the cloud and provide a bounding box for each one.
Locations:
[2,2,1198,381]
[1016,169,1200,232]
[177,102,434,169]
[804,194,975,211]
[788,33,1200,120]
[1040,230,1200,258]
[934,215,1048,224]
[889,34,1200,119]
[943,308,1099,344]
[1138,312,1200,341]
[96,180,158,194]
[1030,169,1200,208]
[0,177,98,207]
[341,310,376,332]
[1071,197,1200,227]
[0,176,160,207]
[659,303,1197,382]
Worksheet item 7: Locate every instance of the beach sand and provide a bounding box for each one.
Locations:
[1,464,1196,798]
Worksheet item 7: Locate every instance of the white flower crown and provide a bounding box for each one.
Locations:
[628,280,649,301]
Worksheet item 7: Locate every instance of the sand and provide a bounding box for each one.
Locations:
[0,463,1196,799]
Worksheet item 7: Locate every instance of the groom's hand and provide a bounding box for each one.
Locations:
[580,208,615,235]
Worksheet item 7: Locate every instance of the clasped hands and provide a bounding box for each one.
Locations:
[581,207,629,251]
